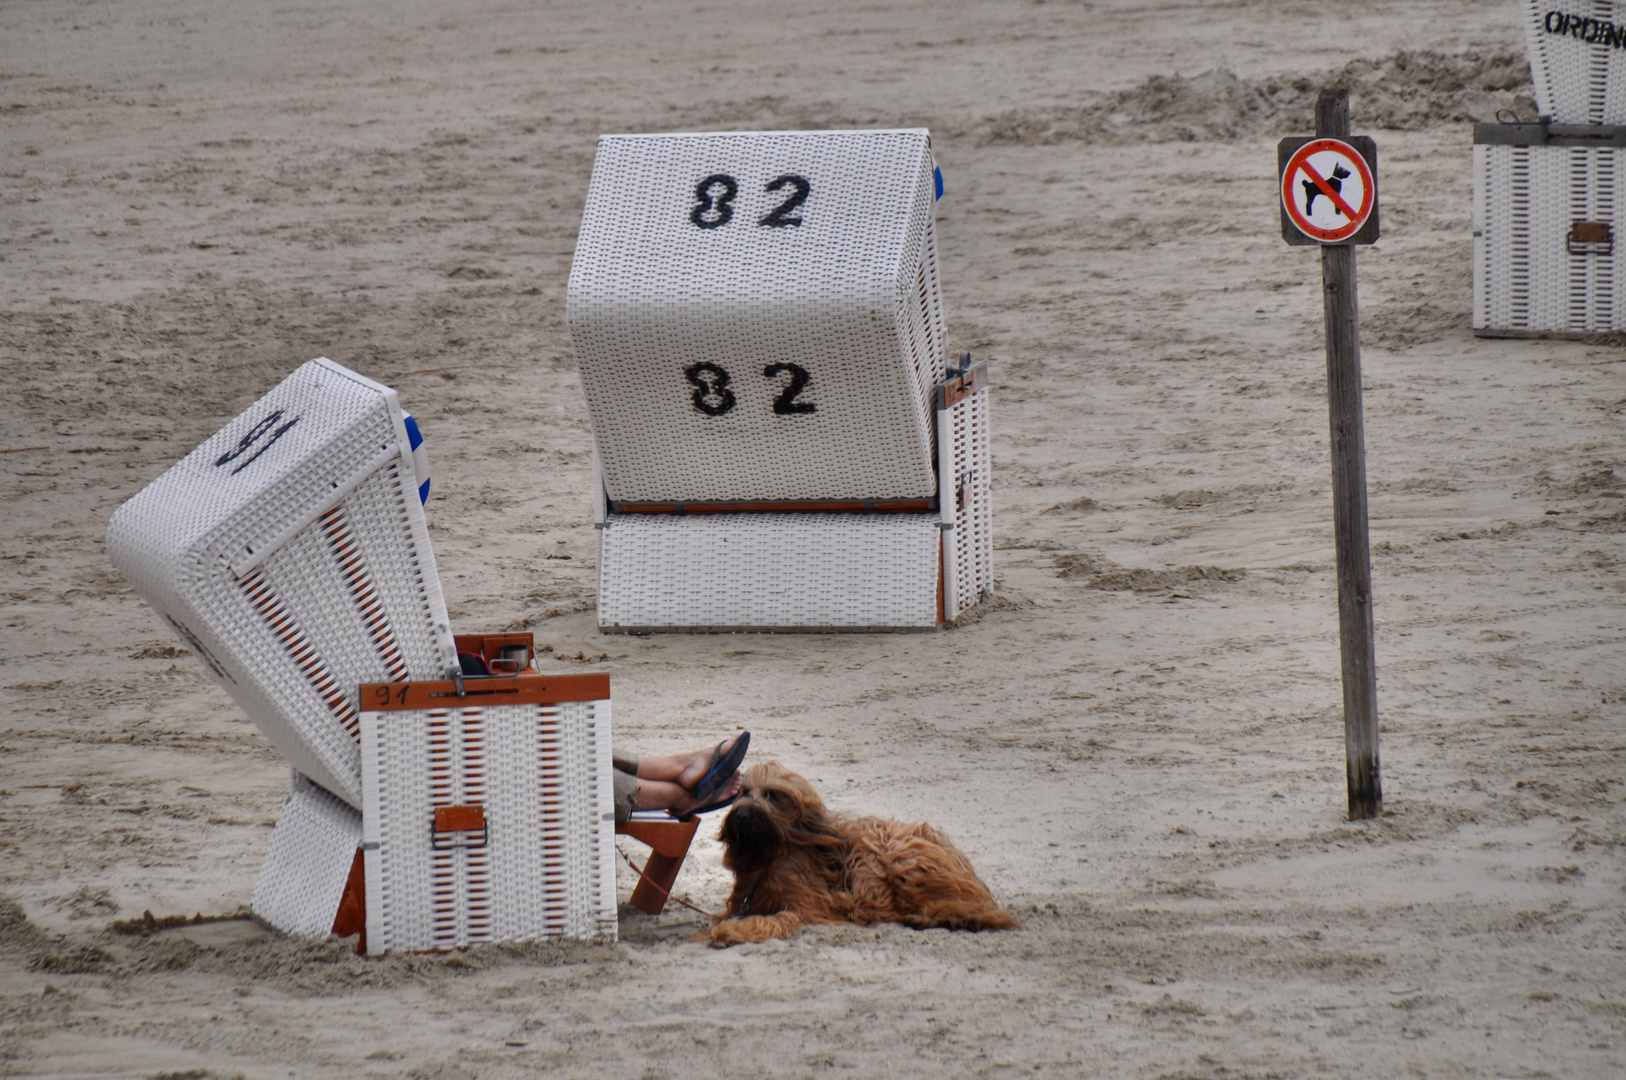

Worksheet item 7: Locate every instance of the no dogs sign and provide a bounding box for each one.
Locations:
[1277,136,1379,246]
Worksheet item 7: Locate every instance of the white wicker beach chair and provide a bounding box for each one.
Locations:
[107,357,457,807]
[568,128,992,631]
[1472,7,1626,336]
[358,672,618,952]
[111,370,625,948]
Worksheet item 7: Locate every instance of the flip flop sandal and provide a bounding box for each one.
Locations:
[690,731,750,804]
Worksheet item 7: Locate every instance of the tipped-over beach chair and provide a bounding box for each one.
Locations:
[106,357,455,807]
[109,363,690,948]
[568,128,992,631]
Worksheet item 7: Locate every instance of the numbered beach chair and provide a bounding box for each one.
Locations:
[109,367,663,947]
[1474,4,1626,335]
[251,634,691,951]
[567,128,992,631]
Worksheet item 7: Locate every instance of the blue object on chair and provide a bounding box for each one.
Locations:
[934,166,943,201]
[403,412,430,504]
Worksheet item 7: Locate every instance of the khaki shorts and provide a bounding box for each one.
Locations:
[612,749,639,827]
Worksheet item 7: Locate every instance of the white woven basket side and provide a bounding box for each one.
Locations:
[363,698,615,953]
[1496,144,1533,331]
[485,704,547,944]
[596,512,941,631]
[329,463,456,681]
[1612,148,1626,317]
[1571,146,1619,331]
[363,705,448,954]
[946,387,994,619]
[251,773,362,938]
[893,155,949,412]
[1473,143,1492,330]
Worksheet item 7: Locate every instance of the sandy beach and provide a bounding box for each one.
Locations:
[2,0,1623,1076]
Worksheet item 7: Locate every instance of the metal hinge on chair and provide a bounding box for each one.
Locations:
[936,353,989,410]
[1568,221,1613,255]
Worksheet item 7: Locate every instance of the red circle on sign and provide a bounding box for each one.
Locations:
[1281,138,1374,243]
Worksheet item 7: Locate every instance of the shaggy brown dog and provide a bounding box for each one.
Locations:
[700,761,1019,946]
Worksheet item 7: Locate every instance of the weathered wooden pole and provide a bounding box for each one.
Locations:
[1315,87,1381,820]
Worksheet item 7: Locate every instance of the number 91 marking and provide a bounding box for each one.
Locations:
[689,173,810,230]
[373,684,410,706]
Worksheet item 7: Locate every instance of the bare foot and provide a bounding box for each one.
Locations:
[632,733,745,790]
[674,733,743,791]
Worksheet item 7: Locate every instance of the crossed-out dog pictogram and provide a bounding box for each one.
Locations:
[1281,139,1374,243]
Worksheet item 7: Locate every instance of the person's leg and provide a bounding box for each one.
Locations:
[627,771,743,818]
[633,733,744,789]
[612,767,638,828]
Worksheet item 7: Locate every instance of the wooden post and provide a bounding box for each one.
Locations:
[1315,87,1381,820]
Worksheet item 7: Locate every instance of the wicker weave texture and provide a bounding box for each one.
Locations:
[597,512,941,631]
[943,387,993,619]
[106,358,457,806]
[1474,143,1625,332]
[360,699,616,952]
[568,130,947,502]
[1521,0,1626,125]
[251,771,363,938]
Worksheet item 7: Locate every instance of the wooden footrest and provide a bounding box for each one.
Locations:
[615,817,700,915]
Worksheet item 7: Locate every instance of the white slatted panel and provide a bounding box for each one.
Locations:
[1475,142,1626,334]
[251,772,362,938]
[360,698,615,953]
[596,512,942,631]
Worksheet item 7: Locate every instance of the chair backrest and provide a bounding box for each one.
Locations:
[1522,1,1626,124]
[568,129,947,503]
[107,358,456,807]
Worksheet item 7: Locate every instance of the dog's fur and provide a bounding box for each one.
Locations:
[701,761,1019,946]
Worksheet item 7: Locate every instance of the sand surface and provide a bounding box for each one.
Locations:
[2,1,1624,1076]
